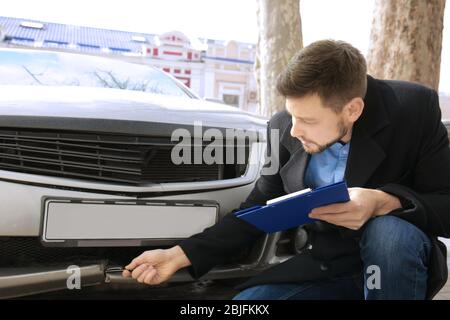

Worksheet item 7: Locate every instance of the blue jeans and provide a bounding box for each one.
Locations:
[233,216,432,300]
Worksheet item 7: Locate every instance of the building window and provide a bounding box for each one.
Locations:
[43,39,69,48]
[185,70,191,75]
[77,43,100,49]
[174,69,181,74]
[222,94,240,107]
[153,48,159,56]
[163,67,170,73]
[44,40,68,45]
[109,47,131,53]
[11,36,34,43]
[187,52,192,60]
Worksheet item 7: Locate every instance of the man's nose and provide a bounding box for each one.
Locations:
[290,120,303,138]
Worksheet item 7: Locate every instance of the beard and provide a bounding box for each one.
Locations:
[302,120,349,154]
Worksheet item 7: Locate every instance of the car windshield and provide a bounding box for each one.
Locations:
[0,49,195,98]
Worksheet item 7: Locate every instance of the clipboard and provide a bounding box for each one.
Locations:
[234,181,350,233]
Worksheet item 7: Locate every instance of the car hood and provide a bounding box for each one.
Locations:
[0,85,267,136]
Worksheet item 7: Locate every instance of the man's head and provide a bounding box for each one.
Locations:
[276,40,367,154]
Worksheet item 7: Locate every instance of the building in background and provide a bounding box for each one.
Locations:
[0,25,4,42]
[0,16,258,113]
[141,30,204,93]
[202,39,258,112]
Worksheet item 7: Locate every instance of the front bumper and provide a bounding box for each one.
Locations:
[0,177,259,237]
[0,141,296,298]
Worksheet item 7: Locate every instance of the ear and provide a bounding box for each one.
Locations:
[345,97,364,122]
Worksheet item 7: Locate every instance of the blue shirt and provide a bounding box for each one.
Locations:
[304,141,350,189]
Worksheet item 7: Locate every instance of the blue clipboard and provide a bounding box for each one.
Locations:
[234,181,350,233]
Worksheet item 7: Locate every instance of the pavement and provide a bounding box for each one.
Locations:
[433,238,450,300]
[434,267,450,300]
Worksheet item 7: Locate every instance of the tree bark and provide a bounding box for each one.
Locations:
[256,0,303,117]
[367,0,446,91]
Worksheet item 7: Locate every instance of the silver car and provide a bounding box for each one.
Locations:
[0,48,296,299]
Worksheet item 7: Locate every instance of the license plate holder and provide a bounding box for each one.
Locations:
[40,197,219,247]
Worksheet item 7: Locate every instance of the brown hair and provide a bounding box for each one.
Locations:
[276,40,367,112]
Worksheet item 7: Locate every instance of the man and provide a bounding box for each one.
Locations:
[123,40,450,299]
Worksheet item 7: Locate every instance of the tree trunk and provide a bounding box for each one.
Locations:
[256,0,303,118]
[367,0,446,91]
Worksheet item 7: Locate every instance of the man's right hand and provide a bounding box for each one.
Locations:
[122,245,191,285]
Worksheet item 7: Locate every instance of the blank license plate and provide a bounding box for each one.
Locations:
[41,198,218,245]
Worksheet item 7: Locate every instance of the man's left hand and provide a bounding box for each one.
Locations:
[308,187,402,230]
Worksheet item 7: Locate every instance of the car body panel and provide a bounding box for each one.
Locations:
[0,85,266,132]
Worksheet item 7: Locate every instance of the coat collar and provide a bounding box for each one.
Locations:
[279,75,391,193]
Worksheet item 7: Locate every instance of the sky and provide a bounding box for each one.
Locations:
[1,0,449,93]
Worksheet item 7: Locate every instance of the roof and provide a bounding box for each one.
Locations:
[0,16,256,64]
[0,16,155,54]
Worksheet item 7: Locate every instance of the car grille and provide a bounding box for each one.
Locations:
[0,129,249,185]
